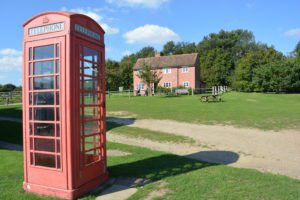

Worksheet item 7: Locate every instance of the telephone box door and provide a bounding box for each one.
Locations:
[24,37,67,189]
[75,38,106,187]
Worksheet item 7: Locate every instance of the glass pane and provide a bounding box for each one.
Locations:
[29,123,33,135]
[57,155,61,169]
[57,140,60,153]
[84,135,100,151]
[29,78,32,90]
[34,108,54,121]
[82,92,98,105]
[34,45,54,60]
[34,92,54,105]
[30,152,34,165]
[84,106,98,119]
[34,77,54,90]
[56,44,59,58]
[56,124,60,137]
[29,47,32,61]
[29,108,32,120]
[56,92,59,105]
[29,63,32,75]
[83,62,98,77]
[30,138,33,150]
[29,93,32,105]
[56,108,60,121]
[35,153,56,168]
[85,148,100,165]
[56,76,60,89]
[84,47,98,62]
[34,61,54,75]
[34,138,55,152]
[81,76,97,90]
[34,123,55,136]
[84,120,99,135]
[56,60,60,73]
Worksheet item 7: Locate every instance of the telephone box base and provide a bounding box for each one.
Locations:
[23,173,109,200]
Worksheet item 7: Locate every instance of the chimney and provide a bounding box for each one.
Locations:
[155,52,161,57]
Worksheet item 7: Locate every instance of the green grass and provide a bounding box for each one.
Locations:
[2,92,300,130]
[107,92,300,130]
[1,143,300,200]
[107,121,195,144]
[0,121,22,144]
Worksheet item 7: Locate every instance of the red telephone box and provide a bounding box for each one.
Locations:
[22,11,108,199]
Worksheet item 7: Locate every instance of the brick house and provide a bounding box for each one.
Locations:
[133,53,200,95]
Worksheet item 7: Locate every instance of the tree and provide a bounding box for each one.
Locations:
[137,63,162,96]
[234,44,284,91]
[197,29,256,86]
[293,41,300,58]
[0,84,16,92]
[162,41,176,55]
[136,47,155,58]
[105,59,121,91]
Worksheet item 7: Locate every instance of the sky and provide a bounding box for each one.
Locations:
[0,0,299,85]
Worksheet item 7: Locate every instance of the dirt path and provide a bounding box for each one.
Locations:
[107,117,300,180]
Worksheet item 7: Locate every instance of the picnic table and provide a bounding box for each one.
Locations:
[200,94,222,102]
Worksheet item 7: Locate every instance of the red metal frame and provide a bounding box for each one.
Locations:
[23,11,108,199]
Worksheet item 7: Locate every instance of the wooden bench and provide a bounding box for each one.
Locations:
[200,95,222,102]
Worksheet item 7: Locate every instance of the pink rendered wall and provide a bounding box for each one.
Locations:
[133,66,198,95]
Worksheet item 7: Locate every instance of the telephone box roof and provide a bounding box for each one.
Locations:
[23,11,105,33]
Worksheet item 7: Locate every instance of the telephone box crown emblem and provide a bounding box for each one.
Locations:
[42,16,49,24]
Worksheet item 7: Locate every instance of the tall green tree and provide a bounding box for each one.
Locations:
[197,29,256,86]
[137,63,162,95]
[234,44,284,91]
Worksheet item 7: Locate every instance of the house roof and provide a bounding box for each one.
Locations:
[133,53,199,70]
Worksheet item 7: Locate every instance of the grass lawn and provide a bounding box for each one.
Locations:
[2,92,300,130]
[1,143,300,200]
[107,121,195,144]
[107,92,300,130]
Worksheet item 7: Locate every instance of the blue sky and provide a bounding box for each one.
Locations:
[0,0,300,85]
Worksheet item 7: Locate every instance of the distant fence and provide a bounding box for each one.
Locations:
[106,90,132,98]
[0,91,22,105]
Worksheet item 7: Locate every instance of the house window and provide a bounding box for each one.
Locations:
[182,66,189,73]
[137,83,144,90]
[162,68,171,74]
[183,81,189,87]
[163,82,172,88]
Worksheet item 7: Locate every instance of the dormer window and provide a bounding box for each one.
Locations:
[182,66,189,73]
[162,68,171,74]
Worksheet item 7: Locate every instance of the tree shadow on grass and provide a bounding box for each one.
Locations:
[88,150,239,198]
[0,106,22,118]
[106,117,136,131]
[108,151,239,181]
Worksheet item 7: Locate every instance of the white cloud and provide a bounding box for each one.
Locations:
[106,0,170,9]
[123,24,180,45]
[0,48,22,71]
[122,50,133,56]
[62,7,119,35]
[284,28,300,37]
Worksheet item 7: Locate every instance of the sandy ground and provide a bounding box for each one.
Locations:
[107,116,300,180]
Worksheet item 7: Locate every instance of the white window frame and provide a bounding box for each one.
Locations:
[162,68,171,74]
[182,66,189,73]
[163,82,172,88]
[137,83,144,90]
[183,81,189,88]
